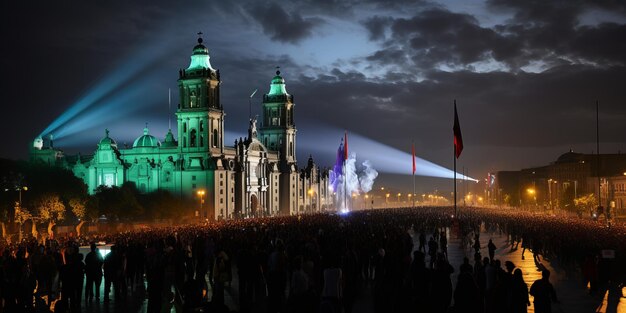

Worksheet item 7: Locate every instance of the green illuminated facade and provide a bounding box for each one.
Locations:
[30,36,331,220]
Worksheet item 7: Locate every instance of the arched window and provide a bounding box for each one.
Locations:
[183,136,187,148]
[213,129,219,148]
[200,135,204,147]
[190,129,197,147]
[190,90,196,107]
[183,122,187,132]
[290,142,294,156]
[200,121,204,132]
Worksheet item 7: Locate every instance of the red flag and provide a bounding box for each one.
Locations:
[344,131,348,160]
[453,101,463,159]
[412,143,416,174]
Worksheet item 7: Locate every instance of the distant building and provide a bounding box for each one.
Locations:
[495,150,626,214]
[30,35,331,220]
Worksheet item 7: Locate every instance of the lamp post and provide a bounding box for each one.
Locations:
[385,193,390,207]
[197,190,205,222]
[397,193,401,205]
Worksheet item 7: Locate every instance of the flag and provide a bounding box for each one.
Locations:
[453,101,463,159]
[412,143,416,174]
[344,131,348,160]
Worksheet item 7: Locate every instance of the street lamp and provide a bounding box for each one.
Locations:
[197,190,205,222]
[397,193,401,204]
[385,193,390,207]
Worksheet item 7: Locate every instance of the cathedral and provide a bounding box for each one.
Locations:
[30,36,332,220]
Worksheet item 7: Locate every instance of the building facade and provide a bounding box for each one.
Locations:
[495,150,626,214]
[30,36,331,220]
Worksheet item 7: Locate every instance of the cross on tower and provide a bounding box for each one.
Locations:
[276,66,280,75]
[197,32,203,43]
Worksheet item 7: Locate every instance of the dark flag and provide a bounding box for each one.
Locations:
[453,102,463,159]
[412,143,416,174]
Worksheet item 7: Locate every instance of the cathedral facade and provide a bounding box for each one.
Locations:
[30,36,332,220]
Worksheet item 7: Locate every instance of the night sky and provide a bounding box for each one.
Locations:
[2,1,625,194]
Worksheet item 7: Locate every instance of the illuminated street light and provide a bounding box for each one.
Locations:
[197,190,205,221]
[397,193,401,203]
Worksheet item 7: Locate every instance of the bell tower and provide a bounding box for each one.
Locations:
[259,69,299,215]
[259,69,297,164]
[176,33,224,155]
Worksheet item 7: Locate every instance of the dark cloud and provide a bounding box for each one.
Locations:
[362,16,393,40]
[248,2,323,44]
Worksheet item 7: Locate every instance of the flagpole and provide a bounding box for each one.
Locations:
[454,100,457,218]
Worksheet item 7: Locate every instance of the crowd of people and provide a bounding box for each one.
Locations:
[0,206,623,313]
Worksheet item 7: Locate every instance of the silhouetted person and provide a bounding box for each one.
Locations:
[509,268,530,313]
[85,243,104,301]
[454,268,480,313]
[267,240,287,313]
[418,231,426,253]
[103,245,121,302]
[428,237,438,268]
[410,251,432,312]
[212,250,231,307]
[488,239,496,261]
[431,255,454,313]
[529,270,558,313]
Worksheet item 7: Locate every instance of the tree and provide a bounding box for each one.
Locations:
[574,193,597,216]
[69,198,90,237]
[36,194,66,239]
[13,202,32,242]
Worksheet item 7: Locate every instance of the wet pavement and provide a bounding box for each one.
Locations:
[71,226,624,313]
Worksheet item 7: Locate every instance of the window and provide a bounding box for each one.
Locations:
[200,121,204,132]
[220,173,223,178]
[220,199,223,204]
[192,183,196,189]
[220,189,223,195]
[220,181,223,186]
[183,122,187,132]
[213,129,219,147]
[190,90,196,107]
[190,129,197,147]
[192,175,196,181]
[104,174,114,187]
[200,135,204,147]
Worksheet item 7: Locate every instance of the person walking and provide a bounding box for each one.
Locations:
[530,270,558,313]
[85,243,104,301]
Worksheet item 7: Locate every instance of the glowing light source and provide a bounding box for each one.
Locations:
[300,128,478,181]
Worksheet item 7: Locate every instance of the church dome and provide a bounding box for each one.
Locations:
[187,35,214,71]
[99,129,117,148]
[161,129,177,148]
[133,127,161,148]
[193,40,209,56]
[268,70,288,95]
